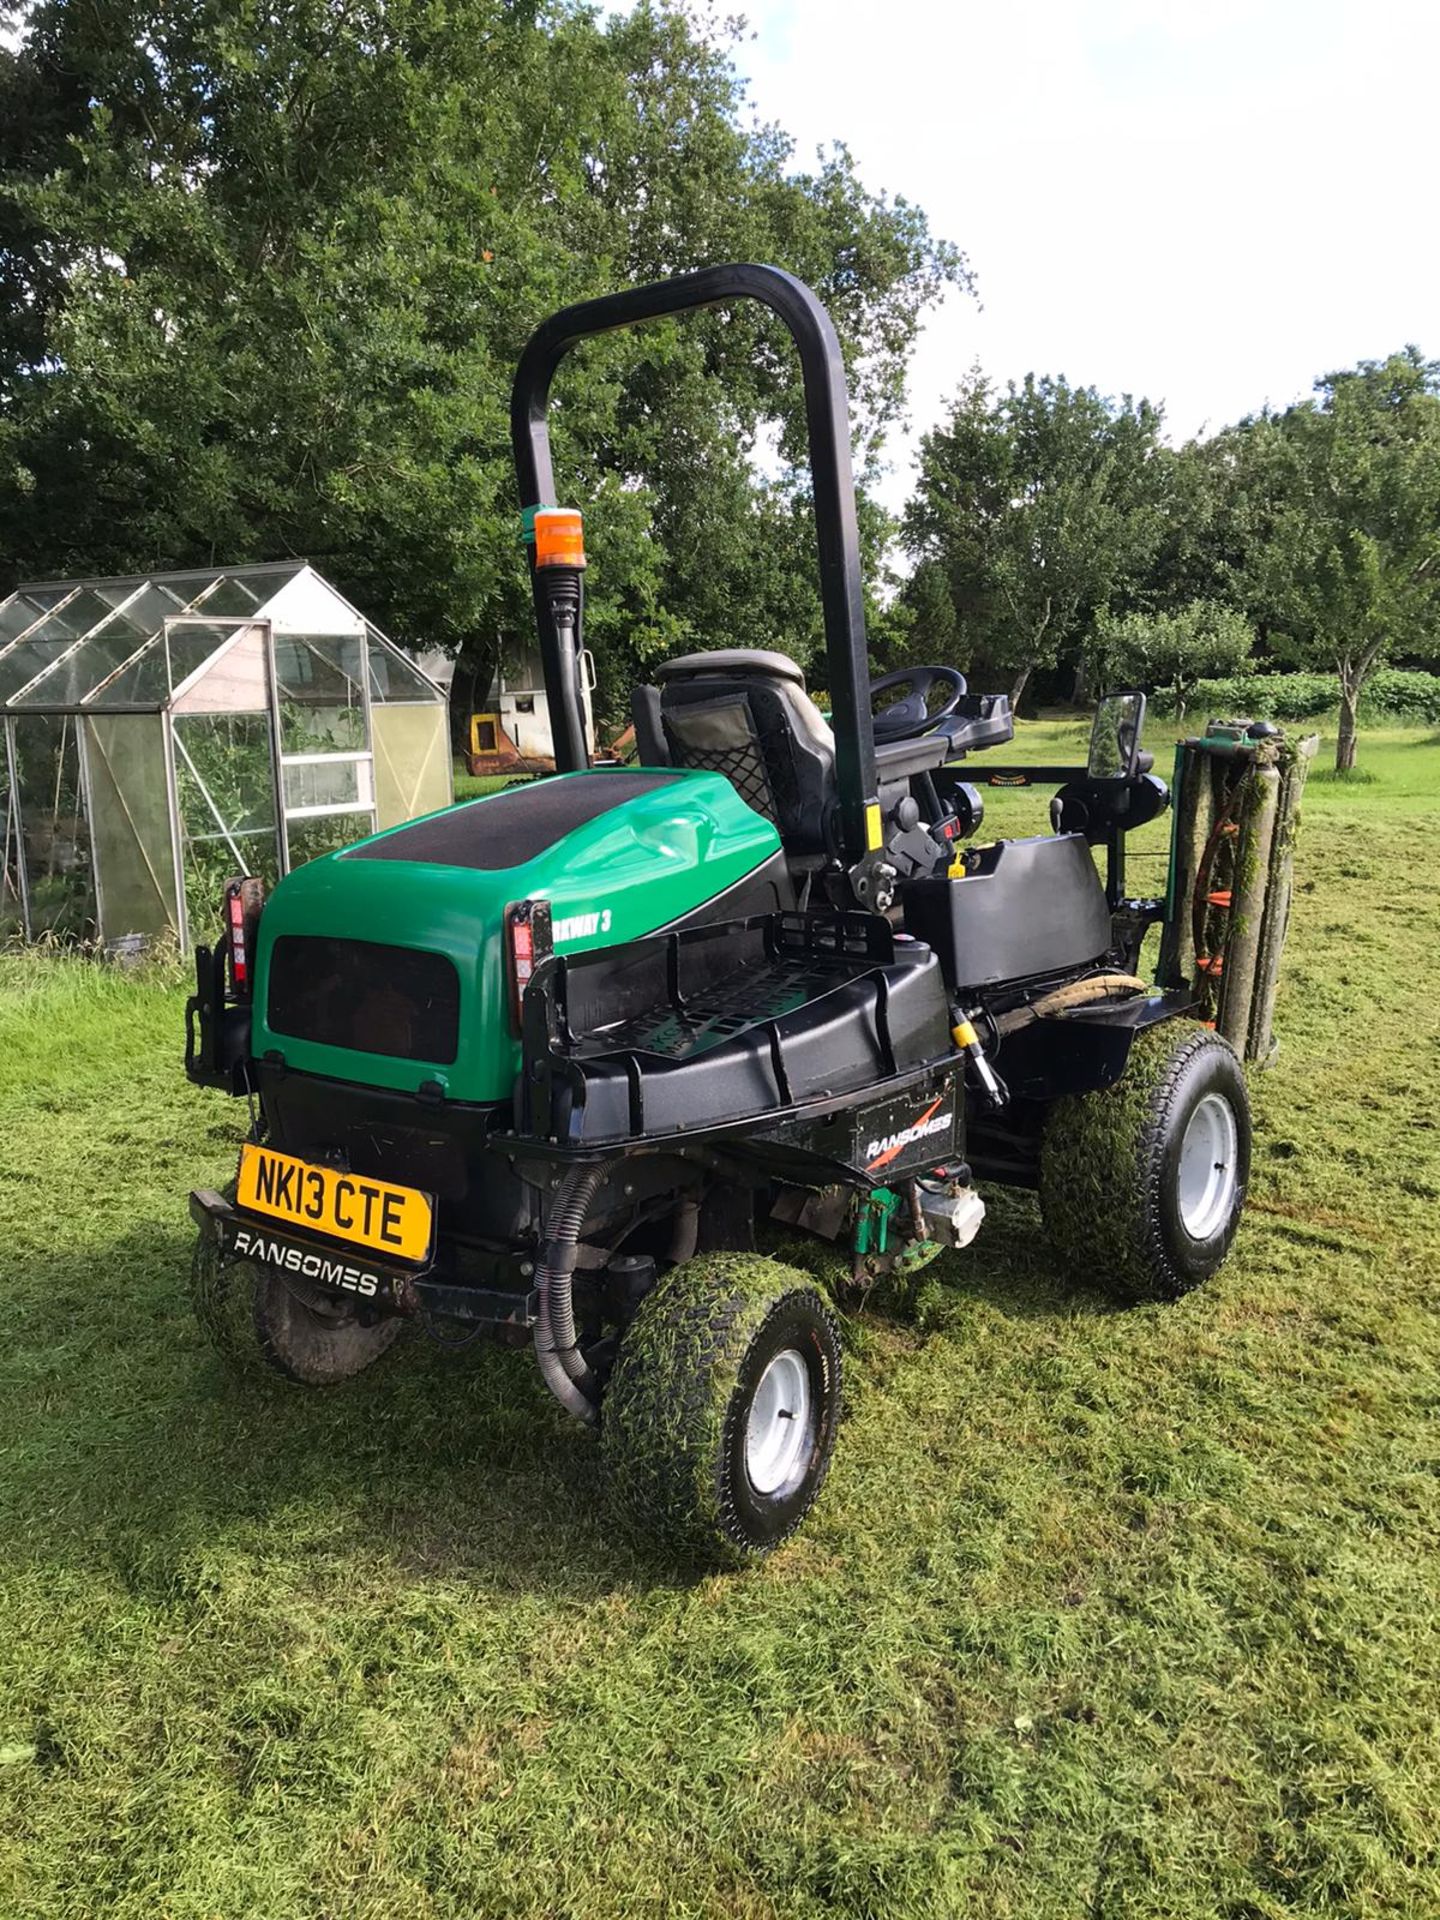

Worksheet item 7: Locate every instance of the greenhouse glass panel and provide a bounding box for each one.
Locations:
[373,704,451,828]
[89,634,169,708]
[166,621,258,699]
[25,587,127,642]
[273,634,368,753]
[11,627,147,708]
[92,581,190,647]
[368,636,442,703]
[170,624,268,716]
[173,712,282,942]
[0,637,73,705]
[0,589,133,704]
[197,567,301,617]
[165,572,224,611]
[286,812,374,866]
[0,588,69,648]
[1,724,24,938]
[281,755,372,814]
[84,714,178,942]
[11,586,188,709]
[11,712,95,939]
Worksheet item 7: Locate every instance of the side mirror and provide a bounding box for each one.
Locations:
[1088,690,1147,780]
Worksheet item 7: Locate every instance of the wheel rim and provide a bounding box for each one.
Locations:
[744,1349,814,1497]
[1176,1092,1240,1240]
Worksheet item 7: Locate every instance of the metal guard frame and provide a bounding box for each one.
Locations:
[509,263,880,864]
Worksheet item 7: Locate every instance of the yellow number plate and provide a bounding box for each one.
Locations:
[235,1143,434,1264]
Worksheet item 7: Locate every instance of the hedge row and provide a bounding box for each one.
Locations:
[1148,668,1440,723]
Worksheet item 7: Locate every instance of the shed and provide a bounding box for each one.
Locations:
[0,563,451,948]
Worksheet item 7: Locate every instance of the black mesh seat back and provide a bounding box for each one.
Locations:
[656,669,834,853]
[658,690,779,823]
[346,770,683,871]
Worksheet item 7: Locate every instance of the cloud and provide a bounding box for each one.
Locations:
[730,0,1440,508]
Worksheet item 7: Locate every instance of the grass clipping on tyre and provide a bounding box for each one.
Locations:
[1039,1024,1244,1302]
[602,1253,841,1569]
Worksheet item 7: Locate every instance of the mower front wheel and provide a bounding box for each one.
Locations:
[602,1254,842,1567]
[1039,1022,1251,1302]
[191,1219,405,1386]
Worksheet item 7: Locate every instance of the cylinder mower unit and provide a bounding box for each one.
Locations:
[180,264,1306,1569]
[1158,720,1319,1065]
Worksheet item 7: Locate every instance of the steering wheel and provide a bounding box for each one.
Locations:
[869,665,968,743]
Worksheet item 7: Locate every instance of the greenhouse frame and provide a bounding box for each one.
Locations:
[0,562,452,949]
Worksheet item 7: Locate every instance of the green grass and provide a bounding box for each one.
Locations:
[2,722,1438,1919]
[452,769,521,802]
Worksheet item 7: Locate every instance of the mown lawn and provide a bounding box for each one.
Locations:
[1,722,1437,1919]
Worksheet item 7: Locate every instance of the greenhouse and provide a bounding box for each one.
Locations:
[0,562,451,949]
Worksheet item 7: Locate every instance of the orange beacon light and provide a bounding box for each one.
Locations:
[532,506,587,570]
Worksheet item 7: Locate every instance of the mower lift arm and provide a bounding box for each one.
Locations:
[510,263,880,868]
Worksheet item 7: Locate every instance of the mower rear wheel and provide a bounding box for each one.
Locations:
[191,1211,405,1386]
[1039,1022,1251,1302]
[601,1254,842,1567]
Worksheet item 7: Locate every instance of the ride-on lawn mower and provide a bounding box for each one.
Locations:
[185,265,1263,1567]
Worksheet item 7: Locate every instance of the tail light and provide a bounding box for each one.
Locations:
[506,898,553,1030]
[223,876,264,1001]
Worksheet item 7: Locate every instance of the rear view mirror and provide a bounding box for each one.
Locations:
[1088,690,1147,780]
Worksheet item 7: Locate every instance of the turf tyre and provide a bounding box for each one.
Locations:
[190,1195,405,1385]
[1039,1022,1251,1302]
[602,1253,842,1567]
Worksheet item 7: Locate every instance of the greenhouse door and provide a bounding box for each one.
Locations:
[169,619,284,948]
[269,631,378,867]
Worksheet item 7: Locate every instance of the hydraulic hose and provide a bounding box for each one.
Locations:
[991,972,1149,1038]
[533,1159,613,1425]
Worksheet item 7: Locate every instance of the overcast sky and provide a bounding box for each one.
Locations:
[727,0,1440,509]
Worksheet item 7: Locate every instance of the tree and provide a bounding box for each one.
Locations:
[1092,600,1253,716]
[1146,432,1273,633]
[899,371,1170,706]
[0,1,965,725]
[1228,349,1440,769]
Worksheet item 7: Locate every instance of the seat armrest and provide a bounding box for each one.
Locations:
[873,732,952,779]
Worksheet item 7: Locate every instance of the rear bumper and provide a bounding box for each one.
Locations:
[188,1188,537,1330]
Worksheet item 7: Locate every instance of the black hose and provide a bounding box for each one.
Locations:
[533,1159,612,1425]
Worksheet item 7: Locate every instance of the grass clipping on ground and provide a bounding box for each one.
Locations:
[1,724,1438,1919]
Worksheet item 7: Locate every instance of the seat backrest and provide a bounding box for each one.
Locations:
[644,650,836,854]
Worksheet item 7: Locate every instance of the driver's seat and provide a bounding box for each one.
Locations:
[633,649,837,853]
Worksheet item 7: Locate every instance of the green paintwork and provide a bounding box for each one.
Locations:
[250,769,781,1103]
[852,1186,940,1277]
[854,1187,900,1257]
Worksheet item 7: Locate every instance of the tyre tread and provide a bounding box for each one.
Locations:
[1040,1022,1247,1301]
[602,1253,841,1566]
[190,1196,403,1386]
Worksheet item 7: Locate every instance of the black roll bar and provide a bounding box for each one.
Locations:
[510,263,880,863]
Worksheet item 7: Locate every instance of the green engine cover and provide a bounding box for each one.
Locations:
[250,769,783,1103]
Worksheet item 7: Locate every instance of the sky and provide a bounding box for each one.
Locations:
[725,0,1440,510]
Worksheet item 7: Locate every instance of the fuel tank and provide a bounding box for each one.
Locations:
[249,768,786,1102]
